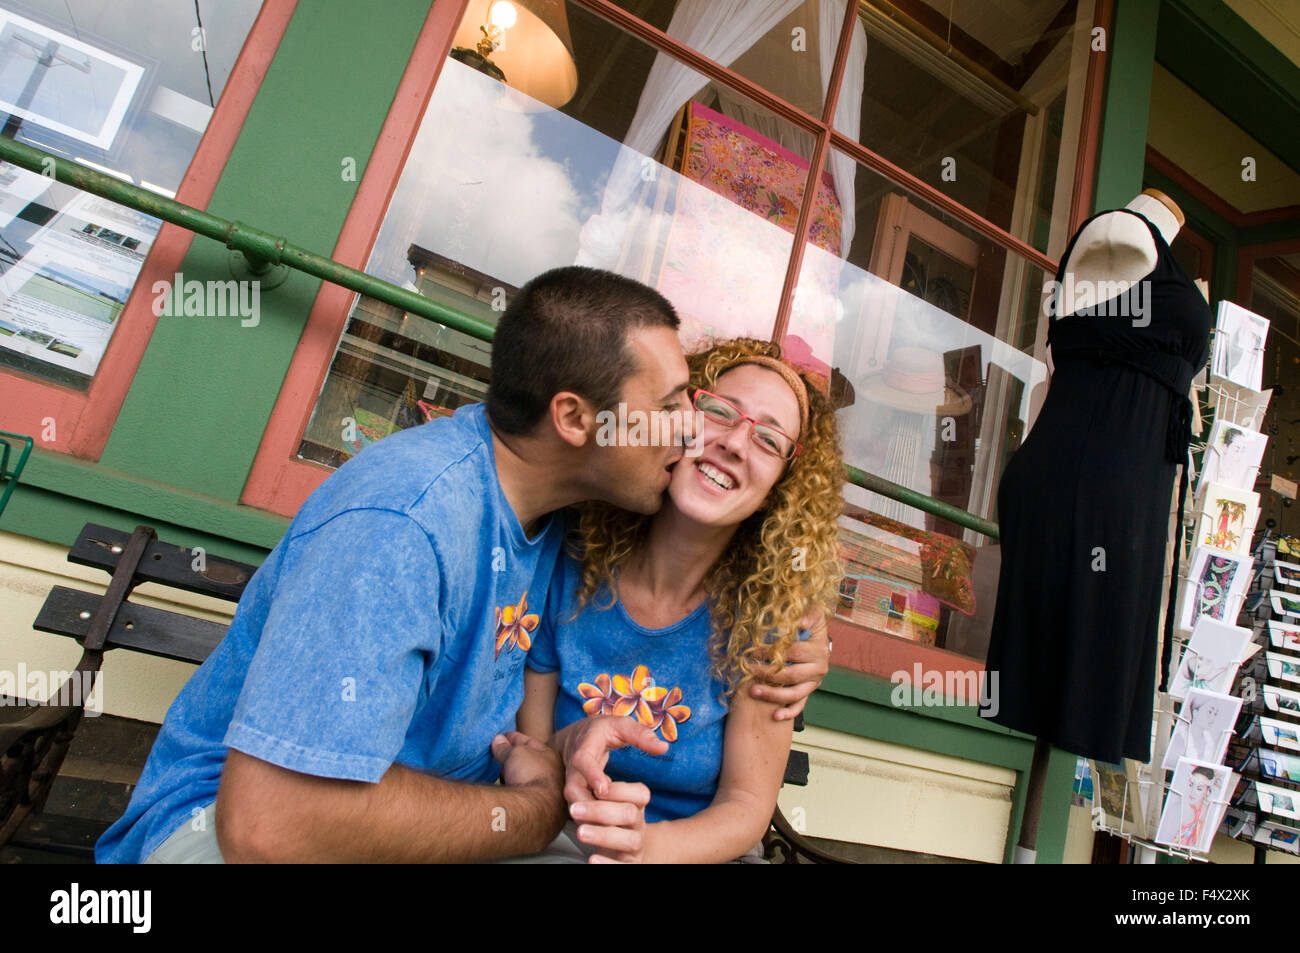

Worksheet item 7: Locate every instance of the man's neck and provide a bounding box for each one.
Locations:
[491,427,580,538]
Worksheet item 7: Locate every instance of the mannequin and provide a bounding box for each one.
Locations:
[987,189,1211,759]
[985,188,1214,860]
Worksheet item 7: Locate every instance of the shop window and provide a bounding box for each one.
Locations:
[836,0,1094,251]
[787,151,1053,662]
[0,0,263,391]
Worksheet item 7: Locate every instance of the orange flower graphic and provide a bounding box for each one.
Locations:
[493,591,538,659]
[577,664,691,742]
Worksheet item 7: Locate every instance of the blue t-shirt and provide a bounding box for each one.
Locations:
[527,553,810,824]
[96,403,565,863]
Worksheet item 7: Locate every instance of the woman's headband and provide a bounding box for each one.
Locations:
[727,356,810,436]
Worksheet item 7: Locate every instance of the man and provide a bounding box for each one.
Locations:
[96,266,827,863]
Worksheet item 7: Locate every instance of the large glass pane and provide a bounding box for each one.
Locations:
[299,2,825,466]
[0,0,263,389]
[835,0,1094,249]
[787,149,1052,661]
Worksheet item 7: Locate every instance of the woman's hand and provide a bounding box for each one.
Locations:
[554,715,667,804]
[570,781,652,863]
[748,607,831,720]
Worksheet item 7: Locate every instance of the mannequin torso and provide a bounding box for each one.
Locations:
[1058,190,1182,313]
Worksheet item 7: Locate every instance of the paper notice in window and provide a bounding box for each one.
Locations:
[0,194,159,377]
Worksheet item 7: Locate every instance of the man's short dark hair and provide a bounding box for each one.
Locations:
[487,266,680,434]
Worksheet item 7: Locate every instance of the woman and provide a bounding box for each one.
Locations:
[517,338,844,862]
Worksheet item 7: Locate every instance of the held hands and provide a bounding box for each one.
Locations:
[570,782,650,864]
[556,715,666,864]
[559,714,667,804]
[748,607,831,719]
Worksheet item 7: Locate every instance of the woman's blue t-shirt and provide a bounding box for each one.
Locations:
[527,553,728,824]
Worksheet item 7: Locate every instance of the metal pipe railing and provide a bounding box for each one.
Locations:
[0,136,1000,541]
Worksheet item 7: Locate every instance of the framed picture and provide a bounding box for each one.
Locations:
[1178,546,1254,631]
[1197,420,1267,496]
[1211,301,1269,392]
[0,8,145,151]
[1154,758,1235,853]
[1162,689,1241,772]
[1169,617,1252,701]
[1193,481,1260,554]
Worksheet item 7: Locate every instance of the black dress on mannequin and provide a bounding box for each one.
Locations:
[982,208,1213,764]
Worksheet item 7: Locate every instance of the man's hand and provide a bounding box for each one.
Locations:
[570,781,651,864]
[554,715,668,805]
[749,607,831,720]
[492,731,562,790]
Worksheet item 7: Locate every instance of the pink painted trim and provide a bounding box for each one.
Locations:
[0,0,300,459]
[241,0,469,516]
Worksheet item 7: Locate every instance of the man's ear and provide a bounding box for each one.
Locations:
[548,391,595,449]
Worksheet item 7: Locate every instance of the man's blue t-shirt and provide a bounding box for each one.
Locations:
[527,553,810,824]
[96,403,564,863]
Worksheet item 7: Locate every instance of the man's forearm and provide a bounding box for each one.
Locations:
[216,751,565,863]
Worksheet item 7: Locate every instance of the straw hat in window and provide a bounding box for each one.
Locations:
[856,346,972,416]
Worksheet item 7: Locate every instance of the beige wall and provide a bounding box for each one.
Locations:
[777,724,1017,863]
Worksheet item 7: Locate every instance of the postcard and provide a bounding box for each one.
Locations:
[1178,546,1253,631]
[1154,758,1235,853]
[1197,421,1267,497]
[1207,380,1271,433]
[1162,689,1241,772]
[1211,301,1269,392]
[1263,684,1300,720]
[1266,651,1300,686]
[1276,560,1300,589]
[1268,619,1300,652]
[1256,781,1300,821]
[1169,618,1253,700]
[1270,590,1300,619]
[1194,482,1260,554]
[1253,821,1300,855]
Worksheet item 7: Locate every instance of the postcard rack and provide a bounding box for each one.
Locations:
[1092,764,1232,862]
[1221,539,1300,858]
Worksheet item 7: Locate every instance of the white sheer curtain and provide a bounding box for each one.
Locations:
[575,0,803,267]
[712,0,865,256]
[820,0,866,256]
[575,0,867,267]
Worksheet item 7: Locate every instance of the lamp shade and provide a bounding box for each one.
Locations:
[452,0,578,107]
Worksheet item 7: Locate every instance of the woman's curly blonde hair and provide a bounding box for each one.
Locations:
[569,337,844,697]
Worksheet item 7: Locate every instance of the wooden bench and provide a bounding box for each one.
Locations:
[3,523,251,859]
[5,521,845,862]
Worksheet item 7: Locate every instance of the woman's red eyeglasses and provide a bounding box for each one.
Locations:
[692,389,802,461]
